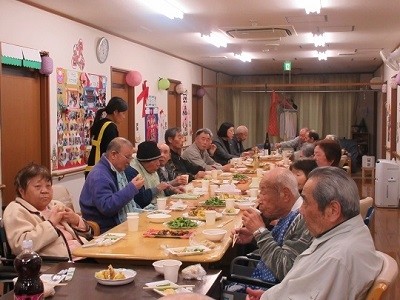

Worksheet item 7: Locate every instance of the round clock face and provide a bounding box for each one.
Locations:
[96,37,109,63]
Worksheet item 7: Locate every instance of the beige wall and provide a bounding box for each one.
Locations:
[0,0,217,210]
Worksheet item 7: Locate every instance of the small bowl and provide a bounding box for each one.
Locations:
[152,259,182,274]
[235,178,252,192]
[192,179,203,188]
[235,201,256,210]
[202,229,227,242]
[147,213,172,223]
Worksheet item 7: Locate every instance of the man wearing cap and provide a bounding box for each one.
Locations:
[80,137,146,233]
[126,141,170,205]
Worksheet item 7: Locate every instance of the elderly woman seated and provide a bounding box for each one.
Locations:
[3,163,92,260]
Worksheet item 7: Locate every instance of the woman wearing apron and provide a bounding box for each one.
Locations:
[85,97,128,178]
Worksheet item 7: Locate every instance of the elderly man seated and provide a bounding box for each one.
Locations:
[165,127,205,181]
[232,125,250,156]
[127,141,170,205]
[246,167,383,300]
[182,128,231,171]
[80,137,145,234]
[230,168,312,291]
[158,143,186,196]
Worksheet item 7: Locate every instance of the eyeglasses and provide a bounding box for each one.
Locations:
[116,151,133,161]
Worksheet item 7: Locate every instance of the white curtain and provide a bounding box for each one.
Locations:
[216,73,359,148]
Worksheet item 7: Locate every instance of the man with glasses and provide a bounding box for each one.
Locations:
[80,137,146,233]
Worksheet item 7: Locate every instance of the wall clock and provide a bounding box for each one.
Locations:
[96,37,109,63]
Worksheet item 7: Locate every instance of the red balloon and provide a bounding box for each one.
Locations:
[126,70,142,87]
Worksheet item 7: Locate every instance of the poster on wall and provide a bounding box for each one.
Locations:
[55,67,107,171]
[181,93,191,142]
[145,96,158,142]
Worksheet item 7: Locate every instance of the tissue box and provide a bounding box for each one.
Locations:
[362,156,375,168]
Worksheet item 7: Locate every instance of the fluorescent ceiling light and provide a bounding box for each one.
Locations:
[313,33,326,47]
[304,0,321,14]
[234,53,252,62]
[142,0,184,19]
[317,51,327,61]
[201,32,229,48]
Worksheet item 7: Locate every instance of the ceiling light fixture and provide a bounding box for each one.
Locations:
[313,33,326,47]
[201,32,229,48]
[317,51,327,61]
[304,0,321,14]
[234,53,252,62]
[141,0,184,19]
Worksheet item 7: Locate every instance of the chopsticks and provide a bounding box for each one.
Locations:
[231,220,243,248]
[217,219,233,228]
[143,284,195,290]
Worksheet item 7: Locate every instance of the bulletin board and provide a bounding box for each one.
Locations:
[54,67,107,171]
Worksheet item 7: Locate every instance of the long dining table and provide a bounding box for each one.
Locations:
[73,190,245,263]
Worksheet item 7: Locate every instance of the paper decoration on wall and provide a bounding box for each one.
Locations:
[55,67,106,171]
[158,108,168,142]
[145,106,159,142]
[137,80,149,117]
[181,93,191,139]
[71,38,85,71]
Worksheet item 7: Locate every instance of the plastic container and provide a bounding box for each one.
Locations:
[14,240,44,300]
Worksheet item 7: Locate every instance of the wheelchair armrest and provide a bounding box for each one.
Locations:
[246,252,261,260]
[41,256,70,263]
[229,274,277,289]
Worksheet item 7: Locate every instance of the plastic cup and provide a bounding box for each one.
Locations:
[181,174,189,184]
[256,168,263,178]
[225,199,235,210]
[249,188,258,198]
[163,260,182,283]
[127,215,139,231]
[201,180,210,191]
[211,169,219,180]
[127,212,139,217]
[209,184,218,196]
[157,197,168,210]
[205,210,217,225]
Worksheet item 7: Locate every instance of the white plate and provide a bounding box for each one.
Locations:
[182,212,222,221]
[170,193,200,200]
[147,210,172,214]
[222,208,240,215]
[82,233,126,248]
[145,280,192,296]
[169,204,188,211]
[165,245,211,256]
[95,269,137,286]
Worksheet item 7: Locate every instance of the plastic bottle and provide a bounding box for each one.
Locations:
[14,240,44,300]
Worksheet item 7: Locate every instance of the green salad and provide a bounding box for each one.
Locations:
[204,197,226,206]
[232,173,248,181]
[166,217,198,229]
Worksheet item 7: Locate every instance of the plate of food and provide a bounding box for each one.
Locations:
[183,207,222,221]
[169,200,187,211]
[143,229,194,239]
[165,245,211,256]
[200,197,226,207]
[222,208,240,215]
[145,280,192,296]
[165,217,203,229]
[95,265,136,286]
[170,193,200,200]
[82,233,126,248]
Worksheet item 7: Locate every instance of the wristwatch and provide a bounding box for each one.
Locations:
[253,226,267,237]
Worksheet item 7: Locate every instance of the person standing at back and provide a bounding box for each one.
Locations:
[85,97,128,177]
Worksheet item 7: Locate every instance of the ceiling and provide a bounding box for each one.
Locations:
[20,0,400,76]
